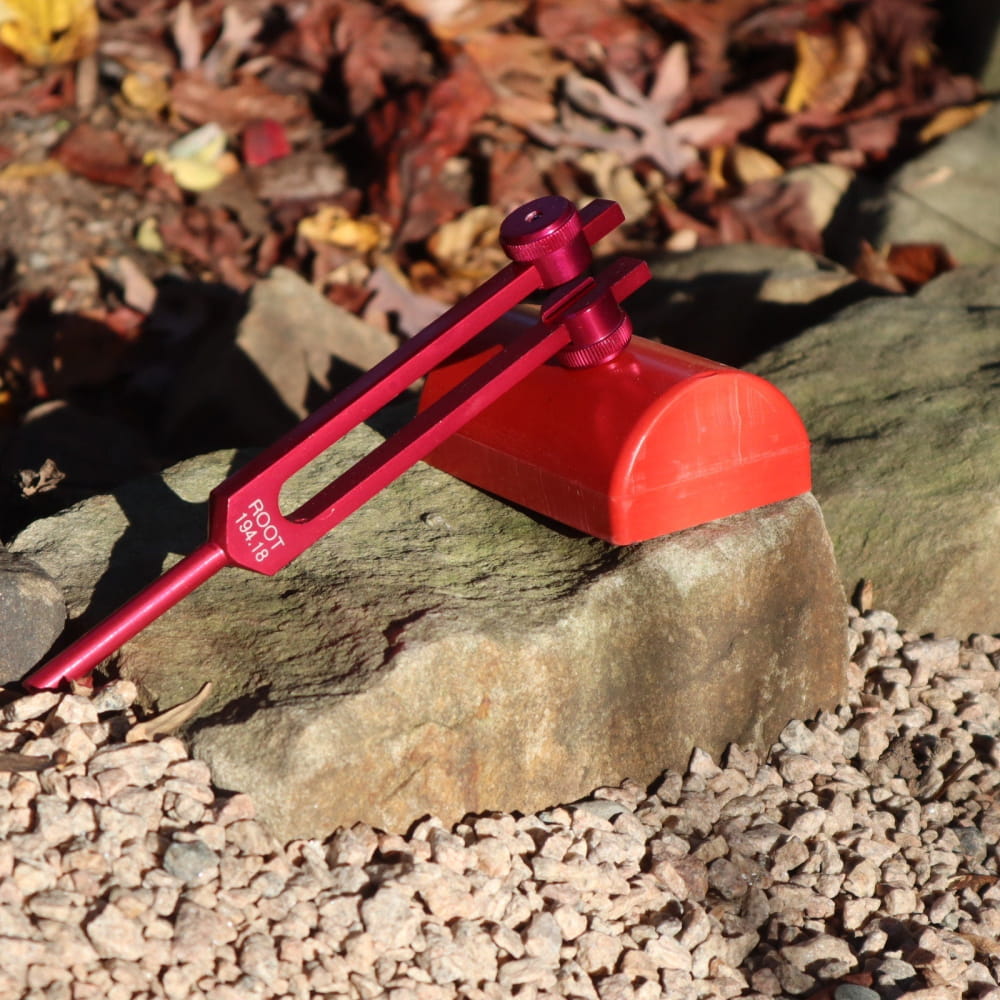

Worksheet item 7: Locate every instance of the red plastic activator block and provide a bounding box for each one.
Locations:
[419,316,811,545]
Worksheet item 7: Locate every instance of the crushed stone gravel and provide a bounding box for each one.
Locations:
[2,606,1000,1000]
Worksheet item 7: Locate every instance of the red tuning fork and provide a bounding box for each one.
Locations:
[24,196,651,690]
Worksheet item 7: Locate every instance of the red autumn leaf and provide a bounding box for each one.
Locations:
[534,0,662,80]
[242,119,292,167]
[368,53,495,246]
[638,0,777,98]
[885,242,956,289]
[53,124,147,191]
[334,1,435,117]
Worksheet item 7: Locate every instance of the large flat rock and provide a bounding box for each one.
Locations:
[13,427,846,838]
[872,103,1000,264]
[748,264,1000,637]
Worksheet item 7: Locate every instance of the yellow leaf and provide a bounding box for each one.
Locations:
[298,205,388,253]
[918,101,992,144]
[784,22,866,114]
[728,144,784,186]
[163,156,226,192]
[145,123,233,192]
[0,157,64,190]
[121,70,171,115]
[0,0,98,66]
[135,217,165,254]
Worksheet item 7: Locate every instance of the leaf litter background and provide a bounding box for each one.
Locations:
[0,0,991,541]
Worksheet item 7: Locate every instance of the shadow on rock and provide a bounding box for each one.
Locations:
[622,244,885,368]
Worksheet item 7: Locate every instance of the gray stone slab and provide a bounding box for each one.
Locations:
[12,426,846,837]
[749,267,1000,636]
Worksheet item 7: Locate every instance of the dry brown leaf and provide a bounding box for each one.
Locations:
[53,122,146,190]
[918,100,992,143]
[463,32,569,126]
[19,457,64,496]
[852,240,906,293]
[396,0,526,39]
[427,204,504,279]
[0,749,54,772]
[853,578,874,613]
[171,0,202,72]
[784,21,866,114]
[170,72,310,132]
[955,930,1000,959]
[949,873,998,893]
[126,681,213,742]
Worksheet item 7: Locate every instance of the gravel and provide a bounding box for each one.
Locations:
[3,606,1000,1000]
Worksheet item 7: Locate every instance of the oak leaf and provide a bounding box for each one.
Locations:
[531,43,726,176]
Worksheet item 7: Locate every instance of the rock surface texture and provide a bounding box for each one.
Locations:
[0,548,65,683]
[11,426,846,838]
[748,264,1000,638]
[627,243,871,366]
[872,103,1000,264]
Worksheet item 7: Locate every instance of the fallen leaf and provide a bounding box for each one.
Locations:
[0,0,98,65]
[200,4,262,86]
[463,32,569,127]
[334,1,434,117]
[53,122,146,190]
[918,100,992,143]
[146,122,233,192]
[171,0,202,72]
[135,216,165,254]
[640,0,775,97]
[0,749,54,772]
[852,578,874,612]
[852,240,906,292]
[726,144,785,186]
[126,681,213,742]
[158,205,250,272]
[242,118,291,168]
[949,874,998,893]
[784,21,867,114]
[248,149,347,203]
[0,157,64,190]
[368,51,494,245]
[120,66,170,115]
[396,0,526,39]
[364,262,447,338]
[110,255,158,313]
[427,204,505,284]
[170,71,310,133]
[955,931,1000,959]
[18,456,64,496]
[715,177,824,255]
[577,150,652,221]
[298,205,388,254]
[885,242,955,289]
[534,0,662,80]
[850,239,954,291]
[534,43,727,176]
